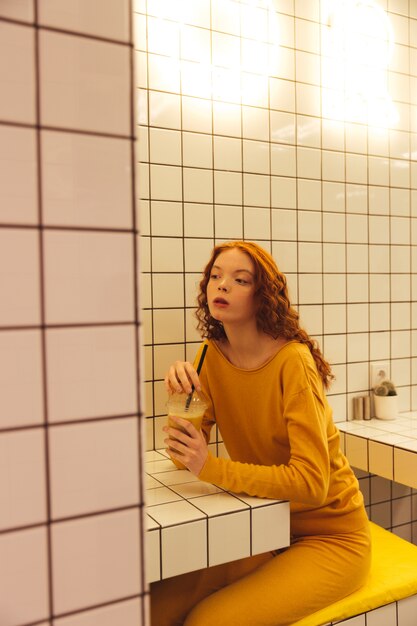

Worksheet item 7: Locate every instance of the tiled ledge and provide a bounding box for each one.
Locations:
[338,412,417,489]
[144,450,290,583]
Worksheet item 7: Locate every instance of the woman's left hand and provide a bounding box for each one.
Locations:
[163,416,208,476]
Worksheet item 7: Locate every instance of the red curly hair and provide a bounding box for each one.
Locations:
[196,240,334,390]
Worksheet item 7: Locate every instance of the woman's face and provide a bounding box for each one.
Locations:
[206,248,257,328]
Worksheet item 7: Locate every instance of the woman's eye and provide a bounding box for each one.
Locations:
[210,273,219,280]
[236,278,247,285]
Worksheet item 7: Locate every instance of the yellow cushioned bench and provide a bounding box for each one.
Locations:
[292,522,417,626]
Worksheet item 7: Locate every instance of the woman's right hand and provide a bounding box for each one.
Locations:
[164,361,201,395]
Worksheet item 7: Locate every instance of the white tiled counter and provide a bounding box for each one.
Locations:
[144,450,290,583]
[338,411,417,489]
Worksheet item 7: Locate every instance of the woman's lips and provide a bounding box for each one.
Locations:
[213,298,229,308]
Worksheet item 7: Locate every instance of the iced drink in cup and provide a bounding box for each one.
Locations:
[167,390,208,469]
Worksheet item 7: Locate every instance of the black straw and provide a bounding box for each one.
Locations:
[185,343,208,411]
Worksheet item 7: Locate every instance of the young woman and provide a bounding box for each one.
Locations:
[152,241,371,626]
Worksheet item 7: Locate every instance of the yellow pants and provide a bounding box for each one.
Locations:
[151,525,371,626]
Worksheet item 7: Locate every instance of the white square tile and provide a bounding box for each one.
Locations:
[391,158,410,188]
[149,91,181,130]
[53,598,142,626]
[40,31,130,134]
[42,132,132,229]
[322,119,345,151]
[298,242,322,272]
[212,66,240,103]
[295,83,320,116]
[322,150,345,182]
[162,519,207,578]
[150,128,181,165]
[213,102,241,137]
[324,334,347,364]
[212,0,240,36]
[322,182,345,213]
[271,209,297,241]
[269,77,295,113]
[181,24,211,63]
[52,510,141,613]
[153,308,185,344]
[251,503,290,554]
[370,303,390,331]
[214,171,242,205]
[271,177,296,208]
[244,207,271,240]
[298,211,322,241]
[323,274,346,303]
[191,493,249,516]
[369,185,389,214]
[184,168,213,203]
[152,273,184,309]
[322,212,345,243]
[298,274,322,305]
[0,228,40,326]
[214,136,242,172]
[295,50,320,85]
[149,500,206,526]
[346,214,368,244]
[298,304,323,335]
[271,144,297,178]
[397,594,417,626]
[347,184,367,214]
[152,237,183,272]
[151,165,182,202]
[346,244,368,273]
[298,179,321,211]
[208,511,251,567]
[295,17,320,53]
[296,115,321,148]
[323,243,346,273]
[272,242,297,273]
[244,174,270,207]
[242,106,269,141]
[391,188,410,217]
[214,205,243,239]
[369,156,389,185]
[323,304,347,334]
[148,52,180,93]
[183,132,212,169]
[150,201,183,238]
[0,126,37,224]
[146,486,182,506]
[297,147,321,179]
[184,204,214,238]
[39,0,130,41]
[241,73,269,108]
[391,216,411,245]
[44,231,134,324]
[270,111,295,144]
[243,140,269,175]
[0,429,46,530]
[147,16,179,56]
[0,22,35,123]
[347,274,368,303]
[0,330,44,429]
[169,481,223,499]
[347,303,369,333]
[46,325,137,422]
[212,31,240,68]
[184,238,214,272]
[347,333,369,363]
[49,418,139,518]
[0,527,49,626]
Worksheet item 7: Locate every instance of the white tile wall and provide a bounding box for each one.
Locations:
[0,2,148,625]
[134,0,417,457]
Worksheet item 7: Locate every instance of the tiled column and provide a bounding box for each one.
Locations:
[0,2,148,625]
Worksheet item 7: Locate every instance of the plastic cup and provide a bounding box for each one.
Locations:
[166,391,208,469]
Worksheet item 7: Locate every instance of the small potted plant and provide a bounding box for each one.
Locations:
[373,379,398,420]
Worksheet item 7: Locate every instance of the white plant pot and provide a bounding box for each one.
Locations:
[373,394,398,420]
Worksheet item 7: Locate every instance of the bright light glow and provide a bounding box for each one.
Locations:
[152,0,281,103]
[322,0,398,128]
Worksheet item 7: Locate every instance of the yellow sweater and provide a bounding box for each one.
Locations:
[197,340,368,536]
